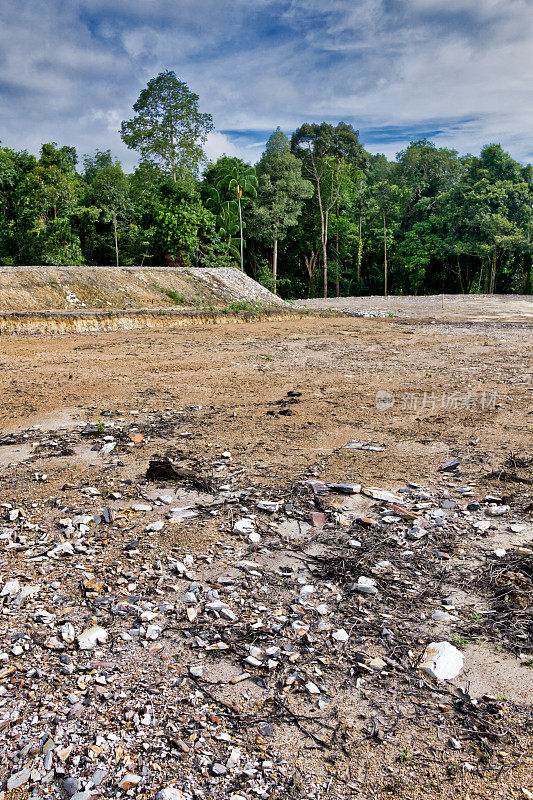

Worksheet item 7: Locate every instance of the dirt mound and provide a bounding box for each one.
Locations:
[0,266,285,312]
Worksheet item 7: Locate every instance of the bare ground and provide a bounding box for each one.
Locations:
[0,308,532,799]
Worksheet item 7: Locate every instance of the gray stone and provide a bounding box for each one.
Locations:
[62,777,81,797]
[8,768,32,790]
[155,788,183,800]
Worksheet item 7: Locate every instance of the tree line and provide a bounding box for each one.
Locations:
[1,70,531,297]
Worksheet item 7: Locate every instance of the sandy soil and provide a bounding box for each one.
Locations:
[297,293,533,323]
[1,314,531,485]
[0,311,532,799]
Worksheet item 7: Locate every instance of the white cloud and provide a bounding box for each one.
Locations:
[1,0,532,167]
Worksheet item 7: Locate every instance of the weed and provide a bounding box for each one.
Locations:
[163,289,188,305]
[153,284,188,305]
[388,312,394,317]
[97,420,105,435]
[450,633,468,650]
[398,748,410,763]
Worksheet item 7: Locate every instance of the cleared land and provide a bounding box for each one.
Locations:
[298,293,533,323]
[0,300,532,799]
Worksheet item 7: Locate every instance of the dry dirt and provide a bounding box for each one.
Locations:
[0,309,532,799]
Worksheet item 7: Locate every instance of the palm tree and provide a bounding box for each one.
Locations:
[216,164,258,271]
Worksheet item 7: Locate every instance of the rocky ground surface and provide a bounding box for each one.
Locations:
[297,294,533,323]
[0,313,531,800]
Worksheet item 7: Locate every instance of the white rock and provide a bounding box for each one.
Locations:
[305,681,321,694]
[356,576,378,595]
[248,532,261,544]
[494,548,507,558]
[431,611,456,623]
[420,641,464,681]
[16,584,40,606]
[1,579,20,597]
[145,519,165,532]
[100,442,116,456]
[7,768,32,790]
[77,626,108,650]
[145,624,162,640]
[233,517,255,535]
[332,628,349,643]
[486,504,510,517]
[155,788,184,800]
[227,747,241,768]
[257,501,279,513]
[61,622,76,643]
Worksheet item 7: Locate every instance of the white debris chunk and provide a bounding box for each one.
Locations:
[420,641,464,681]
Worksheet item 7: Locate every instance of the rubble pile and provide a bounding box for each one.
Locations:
[0,408,531,798]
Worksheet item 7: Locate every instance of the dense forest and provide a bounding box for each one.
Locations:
[1,71,532,298]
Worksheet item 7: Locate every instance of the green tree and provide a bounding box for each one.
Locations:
[83,150,130,267]
[215,161,258,271]
[120,70,213,183]
[251,128,313,293]
[291,122,366,297]
[154,184,232,269]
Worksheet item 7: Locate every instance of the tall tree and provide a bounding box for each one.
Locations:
[120,71,213,183]
[215,161,258,271]
[251,128,313,293]
[291,122,366,297]
[83,150,130,267]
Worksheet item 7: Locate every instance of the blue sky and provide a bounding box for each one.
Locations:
[1,0,532,170]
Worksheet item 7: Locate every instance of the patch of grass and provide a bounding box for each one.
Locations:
[153,284,188,305]
[450,633,468,650]
[97,420,105,435]
[163,289,188,305]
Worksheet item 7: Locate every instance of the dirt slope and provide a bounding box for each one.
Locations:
[0,266,285,312]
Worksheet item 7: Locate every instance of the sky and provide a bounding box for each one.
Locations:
[1,0,532,171]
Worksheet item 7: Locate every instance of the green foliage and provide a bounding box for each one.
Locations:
[223,300,265,314]
[212,159,259,271]
[0,116,531,298]
[120,71,213,183]
[156,287,188,305]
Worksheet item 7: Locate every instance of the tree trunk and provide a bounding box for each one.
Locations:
[272,238,278,295]
[357,214,362,284]
[457,254,464,294]
[335,202,340,298]
[113,212,119,268]
[304,251,317,298]
[237,190,244,272]
[489,243,497,293]
[383,208,388,297]
[322,238,328,298]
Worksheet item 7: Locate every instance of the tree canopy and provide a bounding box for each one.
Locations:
[120,71,213,183]
[1,74,531,297]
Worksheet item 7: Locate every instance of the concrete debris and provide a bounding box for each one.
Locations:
[0,406,530,800]
[420,641,465,681]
